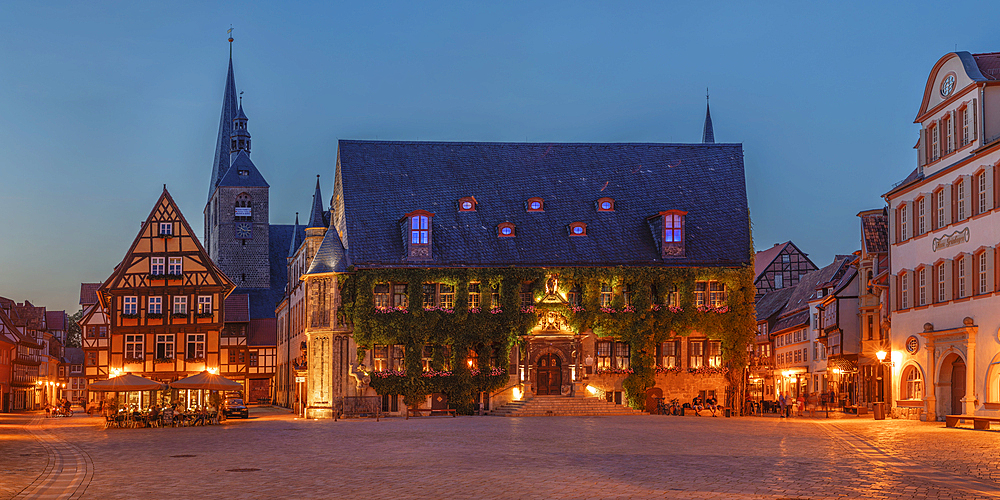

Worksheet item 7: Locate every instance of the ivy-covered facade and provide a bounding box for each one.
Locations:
[279,138,754,418]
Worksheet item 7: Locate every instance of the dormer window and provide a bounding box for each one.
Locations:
[658,210,687,258]
[458,196,477,212]
[568,222,587,236]
[526,197,544,212]
[238,169,249,176]
[597,197,615,212]
[498,222,516,237]
[403,210,434,261]
[159,222,173,236]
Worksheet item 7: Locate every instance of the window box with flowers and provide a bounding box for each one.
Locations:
[196,312,214,319]
[185,357,206,363]
[688,366,727,375]
[146,312,164,320]
[654,366,682,375]
[154,357,174,364]
[171,312,189,319]
[165,273,184,280]
[124,356,144,363]
[595,367,634,375]
[147,273,167,281]
[120,313,140,319]
[374,306,409,314]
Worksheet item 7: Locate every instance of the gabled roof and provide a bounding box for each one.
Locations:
[45,311,66,331]
[64,347,84,364]
[79,283,101,305]
[754,242,790,279]
[305,223,351,275]
[210,54,239,200]
[287,214,302,258]
[860,210,888,254]
[98,188,235,307]
[334,140,751,268]
[972,52,1000,81]
[218,151,269,188]
[225,294,250,323]
[770,256,852,334]
[755,286,794,322]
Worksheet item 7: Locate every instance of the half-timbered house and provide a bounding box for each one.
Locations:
[94,188,235,406]
[754,241,818,299]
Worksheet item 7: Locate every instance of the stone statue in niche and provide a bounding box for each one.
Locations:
[546,275,559,295]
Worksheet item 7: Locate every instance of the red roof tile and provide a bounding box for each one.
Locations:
[248,318,276,346]
[225,294,250,323]
[974,52,1000,81]
[754,242,789,279]
[45,311,66,330]
[861,213,888,254]
[79,283,101,305]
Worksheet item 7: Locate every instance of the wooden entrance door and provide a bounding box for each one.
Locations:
[951,359,966,414]
[249,378,270,404]
[536,354,562,395]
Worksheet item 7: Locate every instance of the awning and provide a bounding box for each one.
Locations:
[170,371,243,391]
[89,373,164,392]
[828,356,859,373]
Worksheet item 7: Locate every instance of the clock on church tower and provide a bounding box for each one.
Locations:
[236,222,252,239]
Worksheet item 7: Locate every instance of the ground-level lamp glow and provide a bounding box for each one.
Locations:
[206,367,219,375]
[109,368,123,378]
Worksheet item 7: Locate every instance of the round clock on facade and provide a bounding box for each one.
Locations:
[236,222,252,239]
[940,74,956,97]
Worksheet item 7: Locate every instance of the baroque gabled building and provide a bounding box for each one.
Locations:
[885,51,1000,421]
[278,120,756,418]
[93,188,235,406]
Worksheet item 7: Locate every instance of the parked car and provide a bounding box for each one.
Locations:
[222,398,249,419]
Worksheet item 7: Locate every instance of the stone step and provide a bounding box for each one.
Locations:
[490,396,646,417]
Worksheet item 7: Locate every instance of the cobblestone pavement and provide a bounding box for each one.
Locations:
[5,408,1000,499]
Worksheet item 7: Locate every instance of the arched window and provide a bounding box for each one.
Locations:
[526,197,544,212]
[597,197,615,212]
[235,193,252,221]
[497,222,516,238]
[902,365,923,400]
[568,222,587,236]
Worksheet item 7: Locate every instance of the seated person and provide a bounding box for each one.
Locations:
[706,397,718,416]
[691,396,703,416]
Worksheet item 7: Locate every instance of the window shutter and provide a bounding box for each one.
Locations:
[904,202,913,238]
[943,259,954,302]
[918,128,926,167]
[987,247,996,293]
[972,99,978,142]
[951,109,958,151]
[942,186,952,225]
[985,166,995,212]
[963,175,973,220]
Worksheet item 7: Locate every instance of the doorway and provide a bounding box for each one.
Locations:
[536,354,562,395]
[951,358,966,415]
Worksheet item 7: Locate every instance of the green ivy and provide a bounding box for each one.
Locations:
[341,264,755,413]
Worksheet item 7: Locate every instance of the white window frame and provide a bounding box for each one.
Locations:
[123,296,137,315]
[168,257,182,275]
[155,334,175,359]
[159,222,173,236]
[125,334,143,360]
[148,296,162,314]
[901,274,909,309]
[979,252,988,295]
[937,190,945,229]
[931,125,939,160]
[918,269,926,306]
[958,257,967,299]
[957,181,966,220]
[963,108,970,146]
[150,257,164,275]
[937,264,946,303]
[197,296,212,315]
[173,296,188,315]
[917,198,926,235]
[186,333,206,360]
[979,172,988,214]
[900,205,908,240]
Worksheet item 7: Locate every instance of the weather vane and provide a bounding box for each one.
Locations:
[240,90,244,106]
[228,25,234,43]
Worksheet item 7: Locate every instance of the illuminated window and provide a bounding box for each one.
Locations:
[688,340,704,369]
[490,283,500,309]
[198,296,212,315]
[392,284,408,308]
[664,214,682,242]
[597,197,615,211]
[458,196,477,212]
[708,340,722,368]
[596,341,612,369]
[600,283,612,308]
[569,222,587,236]
[660,340,679,368]
[695,282,707,307]
[373,345,389,371]
[374,284,389,309]
[902,366,923,400]
[710,282,726,307]
[526,197,544,212]
[614,342,630,369]
[498,222,515,238]
[439,284,455,309]
[468,282,480,309]
[410,215,429,244]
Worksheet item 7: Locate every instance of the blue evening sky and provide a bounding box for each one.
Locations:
[1,1,997,314]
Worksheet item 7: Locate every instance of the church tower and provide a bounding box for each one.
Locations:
[204,43,271,289]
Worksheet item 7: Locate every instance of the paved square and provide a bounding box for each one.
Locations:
[3,409,999,499]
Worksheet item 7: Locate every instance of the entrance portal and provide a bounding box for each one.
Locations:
[536,354,562,395]
[951,358,966,415]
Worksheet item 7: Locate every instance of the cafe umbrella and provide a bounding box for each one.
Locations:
[89,373,165,410]
[170,371,243,410]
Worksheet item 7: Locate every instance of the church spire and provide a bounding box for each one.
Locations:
[307,175,327,229]
[230,97,251,162]
[210,45,239,200]
[702,89,715,144]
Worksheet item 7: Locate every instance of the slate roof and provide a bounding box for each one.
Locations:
[755,286,794,322]
[249,318,277,346]
[334,140,750,268]
[79,283,101,305]
[860,212,888,254]
[218,151,269,188]
[769,256,851,334]
[210,55,239,199]
[64,347,84,365]
[305,223,351,275]
[225,294,250,322]
[702,101,715,144]
[287,215,302,258]
[772,309,809,334]
[231,223,301,321]
[307,177,329,229]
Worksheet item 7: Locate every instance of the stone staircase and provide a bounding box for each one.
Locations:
[490,395,647,417]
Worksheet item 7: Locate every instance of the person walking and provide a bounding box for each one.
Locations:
[778,392,787,418]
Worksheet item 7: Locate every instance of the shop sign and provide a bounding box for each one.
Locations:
[932,227,970,252]
[295,376,305,383]
[905,335,919,355]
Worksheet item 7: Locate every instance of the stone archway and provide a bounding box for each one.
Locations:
[938,352,966,416]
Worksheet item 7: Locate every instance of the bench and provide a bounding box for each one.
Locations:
[946,414,1000,430]
[843,405,868,415]
[406,408,457,419]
